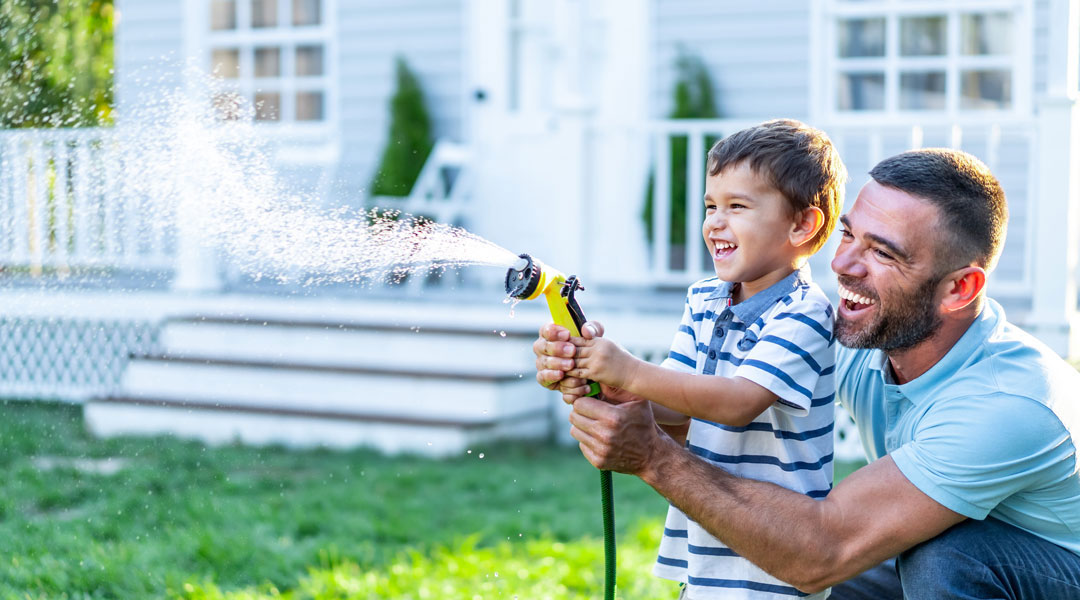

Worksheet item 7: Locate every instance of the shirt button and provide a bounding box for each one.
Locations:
[715,329,725,338]
[708,350,717,359]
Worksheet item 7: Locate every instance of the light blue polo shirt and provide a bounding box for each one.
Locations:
[836,298,1080,556]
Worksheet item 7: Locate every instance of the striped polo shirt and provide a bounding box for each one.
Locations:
[653,266,835,600]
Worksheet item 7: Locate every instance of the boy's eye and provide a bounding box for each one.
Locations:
[839,227,853,239]
[729,202,746,210]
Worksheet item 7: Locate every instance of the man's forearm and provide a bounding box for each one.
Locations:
[639,434,843,593]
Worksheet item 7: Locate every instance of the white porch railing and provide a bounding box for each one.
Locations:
[644,116,1039,299]
[0,129,176,274]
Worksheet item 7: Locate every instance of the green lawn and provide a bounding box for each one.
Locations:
[0,400,863,599]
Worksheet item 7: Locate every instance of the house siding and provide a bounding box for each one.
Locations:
[650,0,811,119]
[335,0,465,201]
[114,0,186,122]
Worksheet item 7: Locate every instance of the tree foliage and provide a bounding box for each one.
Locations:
[643,50,720,252]
[0,0,114,128]
[369,56,434,197]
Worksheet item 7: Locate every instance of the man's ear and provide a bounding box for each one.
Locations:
[790,207,825,248]
[941,267,986,312]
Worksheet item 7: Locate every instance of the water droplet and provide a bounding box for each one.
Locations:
[478,453,485,459]
[499,331,506,338]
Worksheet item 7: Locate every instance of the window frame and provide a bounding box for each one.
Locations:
[197,0,337,131]
[813,0,1032,123]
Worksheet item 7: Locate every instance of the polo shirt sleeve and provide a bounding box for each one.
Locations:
[890,393,1075,519]
[660,294,698,374]
[733,297,834,416]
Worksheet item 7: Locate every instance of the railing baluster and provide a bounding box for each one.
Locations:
[653,130,671,276]
[73,134,92,261]
[31,137,48,273]
[10,135,30,264]
[53,136,71,266]
[686,127,705,279]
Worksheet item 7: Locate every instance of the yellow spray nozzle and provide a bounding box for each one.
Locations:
[505,253,601,397]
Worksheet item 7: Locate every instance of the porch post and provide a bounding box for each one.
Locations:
[1029,0,1080,357]
[173,0,222,293]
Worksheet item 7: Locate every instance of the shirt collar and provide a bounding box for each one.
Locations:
[864,299,1003,401]
[705,265,812,325]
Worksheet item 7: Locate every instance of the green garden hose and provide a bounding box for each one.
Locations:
[601,469,616,600]
[504,254,617,599]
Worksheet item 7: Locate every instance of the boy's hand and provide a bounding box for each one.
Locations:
[567,323,639,391]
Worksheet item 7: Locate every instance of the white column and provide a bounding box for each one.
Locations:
[1029,0,1080,357]
[579,0,651,288]
[173,0,222,293]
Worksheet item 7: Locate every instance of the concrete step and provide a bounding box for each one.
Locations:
[158,316,538,372]
[113,354,545,423]
[85,398,550,457]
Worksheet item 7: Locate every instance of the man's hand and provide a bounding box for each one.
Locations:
[533,322,575,391]
[568,395,661,475]
[534,321,634,404]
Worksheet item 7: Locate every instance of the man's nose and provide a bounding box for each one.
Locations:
[831,242,867,278]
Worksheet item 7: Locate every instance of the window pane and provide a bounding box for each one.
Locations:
[254,92,281,121]
[295,45,324,76]
[961,13,1012,55]
[900,16,946,56]
[296,91,324,121]
[251,0,277,28]
[255,47,281,77]
[293,0,321,26]
[961,70,1012,109]
[211,0,236,30]
[838,18,885,58]
[213,92,245,121]
[211,48,240,78]
[900,71,946,110]
[837,73,885,110]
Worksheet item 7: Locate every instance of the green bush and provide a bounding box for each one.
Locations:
[643,50,720,254]
[0,0,114,128]
[369,56,435,197]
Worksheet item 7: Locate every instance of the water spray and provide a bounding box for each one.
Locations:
[505,253,616,600]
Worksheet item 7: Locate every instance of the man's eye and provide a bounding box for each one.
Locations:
[840,228,853,238]
[874,248,893,260]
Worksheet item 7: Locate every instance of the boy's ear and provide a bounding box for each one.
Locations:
[790,207,825,248]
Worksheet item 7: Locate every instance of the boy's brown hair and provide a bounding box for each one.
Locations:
[707,119,847,254]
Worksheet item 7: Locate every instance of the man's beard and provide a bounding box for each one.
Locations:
[834,274,944,353]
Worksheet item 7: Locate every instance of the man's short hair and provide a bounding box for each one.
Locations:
[707,119,847,255]
[869,148,1008,272]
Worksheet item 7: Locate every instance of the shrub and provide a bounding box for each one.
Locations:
[642,50,720,254]
[369,56,434,197]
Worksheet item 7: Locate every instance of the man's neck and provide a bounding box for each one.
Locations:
[885,308,981,384]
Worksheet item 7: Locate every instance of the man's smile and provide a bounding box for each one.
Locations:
[838,283,877,315]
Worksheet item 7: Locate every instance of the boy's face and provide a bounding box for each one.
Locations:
[702,161,803,297]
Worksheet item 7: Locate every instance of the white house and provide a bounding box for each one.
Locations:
[1,0,1077,457]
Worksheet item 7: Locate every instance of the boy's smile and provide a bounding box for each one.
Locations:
[702,162,805,300]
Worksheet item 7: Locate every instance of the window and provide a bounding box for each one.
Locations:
[823,1,1028,116]
[206,0,332,125]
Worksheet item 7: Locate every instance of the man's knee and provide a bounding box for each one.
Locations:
[896,519,1006,599]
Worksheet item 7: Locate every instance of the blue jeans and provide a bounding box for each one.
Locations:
[831,517,1080,599]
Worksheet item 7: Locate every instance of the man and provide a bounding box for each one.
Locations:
[534,149,1080,599]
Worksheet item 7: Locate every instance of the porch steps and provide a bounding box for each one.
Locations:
[84,315,553,457]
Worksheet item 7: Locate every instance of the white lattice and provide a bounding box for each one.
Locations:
[0,318,160,402]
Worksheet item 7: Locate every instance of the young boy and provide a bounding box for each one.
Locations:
[563,119,845,599]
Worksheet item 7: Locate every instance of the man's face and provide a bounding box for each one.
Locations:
[831,181,948,352]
